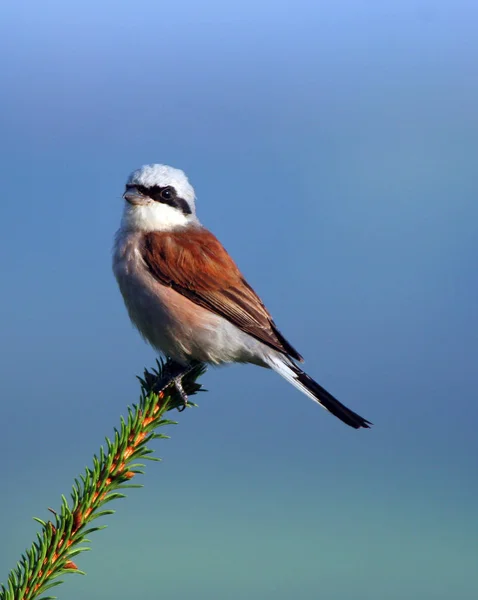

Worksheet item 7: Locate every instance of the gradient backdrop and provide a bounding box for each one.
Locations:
[1,1,477,599]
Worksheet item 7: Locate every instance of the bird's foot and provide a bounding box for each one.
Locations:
[173,376,189,411]
[159,360,201,411]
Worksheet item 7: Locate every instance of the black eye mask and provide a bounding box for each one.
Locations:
[129,184,192,215]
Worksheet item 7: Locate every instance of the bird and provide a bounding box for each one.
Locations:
[113,164,371,429]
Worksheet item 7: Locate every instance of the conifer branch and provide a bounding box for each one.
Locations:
[0,359,206,600]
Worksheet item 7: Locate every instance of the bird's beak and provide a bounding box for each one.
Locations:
[123,186,148,206]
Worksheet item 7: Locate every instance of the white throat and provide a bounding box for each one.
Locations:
[121,202,196,232]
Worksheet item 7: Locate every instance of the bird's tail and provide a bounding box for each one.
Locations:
[266,355,372,429]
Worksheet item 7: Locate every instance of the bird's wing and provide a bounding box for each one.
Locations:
[140,228,303,362]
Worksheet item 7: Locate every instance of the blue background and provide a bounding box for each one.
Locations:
[1,1,477,598]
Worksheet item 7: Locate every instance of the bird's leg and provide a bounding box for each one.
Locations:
[173,376,189,411]
[174,360,203,411]
[160,359,202,411]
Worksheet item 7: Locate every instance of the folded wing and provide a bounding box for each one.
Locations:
[141,228,304,362]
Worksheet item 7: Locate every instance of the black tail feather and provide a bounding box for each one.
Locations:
[293,366,372,429]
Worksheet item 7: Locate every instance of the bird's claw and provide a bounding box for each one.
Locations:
[173,376,189,411]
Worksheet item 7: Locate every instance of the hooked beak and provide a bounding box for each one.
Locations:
[123,186,148,206]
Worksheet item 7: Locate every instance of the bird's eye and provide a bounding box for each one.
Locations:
[160,187,176,200]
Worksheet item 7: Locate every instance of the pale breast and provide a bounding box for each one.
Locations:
[113,229,264,365]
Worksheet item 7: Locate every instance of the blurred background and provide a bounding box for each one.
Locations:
[1,1,477,598]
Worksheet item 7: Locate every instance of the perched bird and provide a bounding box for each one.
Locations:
[113,164,371,429]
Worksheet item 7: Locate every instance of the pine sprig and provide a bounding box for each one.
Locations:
[0,359,206,600]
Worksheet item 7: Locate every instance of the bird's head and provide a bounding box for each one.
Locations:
[121,164,198,231]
